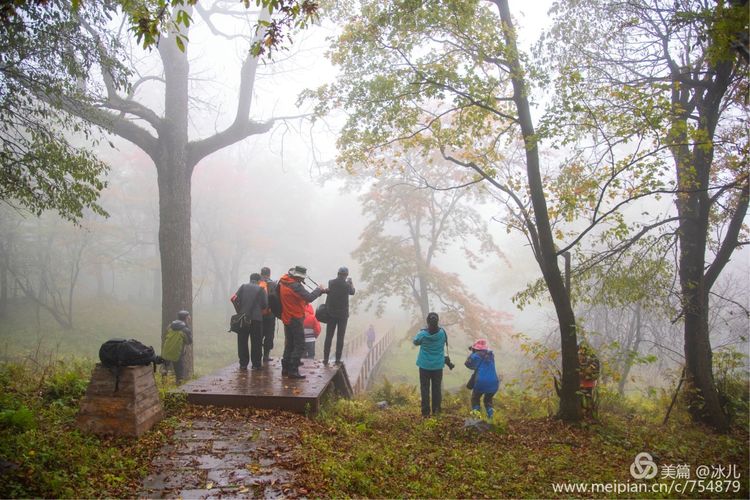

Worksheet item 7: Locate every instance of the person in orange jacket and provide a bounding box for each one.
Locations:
[279,266,325,378]
[303,303,321,359]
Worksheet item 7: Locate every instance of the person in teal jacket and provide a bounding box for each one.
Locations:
[413,312,447,417]
[465,338,500,418]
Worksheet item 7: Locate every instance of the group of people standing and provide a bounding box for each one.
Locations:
[413,312,500,419]
[160,280,501,420]
[230,267,276,371]
[231,265,355,379]
[161,267,502,420]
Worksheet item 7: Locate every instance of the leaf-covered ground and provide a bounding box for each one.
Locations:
[291,396,749,499]
[1,357,747,499]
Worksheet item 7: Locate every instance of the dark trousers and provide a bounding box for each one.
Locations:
[323,316,348,362]
[249,320,263,368]
[304,341,316,358]
[237,329,250,369]
[161,360,184,384]
[174,356,187,384]
[419,367,443,417]
[237,321,262,368]
[471,391,496,411]
[262,315,275,359]
[282,317,305,370]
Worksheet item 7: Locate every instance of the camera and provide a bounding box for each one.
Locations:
[444,356,455,370]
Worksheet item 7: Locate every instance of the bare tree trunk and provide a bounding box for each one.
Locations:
[0,245,7,318]
[152,230,161,302]
[495,0,580,422]
[669,55,740,432]
[618,303,643,396]
[156,35,194,377]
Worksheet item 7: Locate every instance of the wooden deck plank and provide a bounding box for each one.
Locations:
[176,359,349,415]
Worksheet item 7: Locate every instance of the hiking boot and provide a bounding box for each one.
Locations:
[263,356,273,362]
[288,371,306,379]
[322,359,329,366]
[334,360,343,366]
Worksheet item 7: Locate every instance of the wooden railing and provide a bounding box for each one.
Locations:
[350,327,395,395]
[342,330,367,359]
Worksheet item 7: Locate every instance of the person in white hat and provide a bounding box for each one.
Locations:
[278,266,326,378]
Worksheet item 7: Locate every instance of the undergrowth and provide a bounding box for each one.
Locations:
[0,357,181,498]
[296,381,749,499]
[0,356,747,499]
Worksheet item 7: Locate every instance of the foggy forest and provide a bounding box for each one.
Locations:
[0,0,748,498]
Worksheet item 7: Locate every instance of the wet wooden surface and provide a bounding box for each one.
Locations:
[177,359,346,414]
[176,329,394,414]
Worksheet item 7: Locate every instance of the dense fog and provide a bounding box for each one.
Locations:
[1,0,747,397]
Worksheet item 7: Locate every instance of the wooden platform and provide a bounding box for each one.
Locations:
[176,359,353,415]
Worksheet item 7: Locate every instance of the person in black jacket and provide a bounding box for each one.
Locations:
[322,266,355,365]
[232,273,268,370]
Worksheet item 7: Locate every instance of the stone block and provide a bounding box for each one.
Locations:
[76,364,164,437]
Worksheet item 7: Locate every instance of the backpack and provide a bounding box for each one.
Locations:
[161,324,186,362]
[268,280,283,319]
[99,338,160,391]
[259,280,272,316]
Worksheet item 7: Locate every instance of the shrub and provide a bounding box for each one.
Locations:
[0,406,35,431]
[369,378,416,406]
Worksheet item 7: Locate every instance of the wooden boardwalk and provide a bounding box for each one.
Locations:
[177,328,395,415]
[177,359,351,415]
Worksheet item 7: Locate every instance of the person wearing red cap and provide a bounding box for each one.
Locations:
[465,338,500,419]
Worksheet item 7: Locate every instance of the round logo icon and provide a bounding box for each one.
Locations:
[630,452,658,479]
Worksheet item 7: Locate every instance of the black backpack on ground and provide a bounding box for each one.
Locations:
[268,281,283,319]
[99,338,161,391]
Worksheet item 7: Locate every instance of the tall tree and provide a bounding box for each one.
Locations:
[309,0,595,420]
[545,0,749,431]
[16,1,298,377]
[350,153,512,344]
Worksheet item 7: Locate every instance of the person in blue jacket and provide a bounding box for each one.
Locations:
[413,312,447,417]
[465,338,500,418]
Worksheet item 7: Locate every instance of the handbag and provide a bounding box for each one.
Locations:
[229,285,261,333]
[229,313,251,333]
[315,303,330,324]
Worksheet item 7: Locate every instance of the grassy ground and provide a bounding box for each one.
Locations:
[0,357,178,498]
[293,389,749,499]
[0,298,249,375]
[1,302,747,498]
[0,356,747,499]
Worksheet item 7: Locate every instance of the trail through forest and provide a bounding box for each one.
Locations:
[140,406,307,499]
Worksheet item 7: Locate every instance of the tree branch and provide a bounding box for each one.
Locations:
[705,175,749,291]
